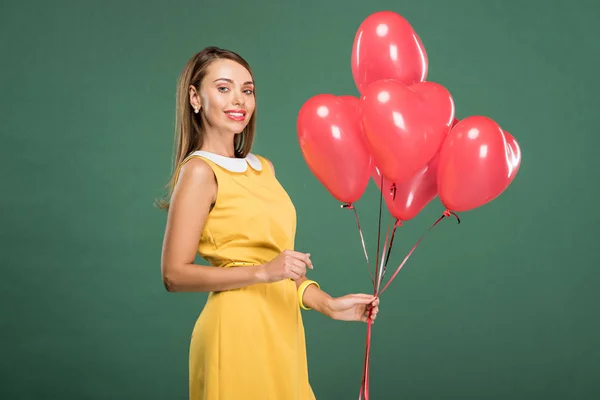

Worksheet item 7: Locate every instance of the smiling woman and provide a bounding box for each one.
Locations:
[156,46,379,400]
[191,68,255,137]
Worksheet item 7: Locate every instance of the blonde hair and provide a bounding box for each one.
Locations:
[156,46,256,210]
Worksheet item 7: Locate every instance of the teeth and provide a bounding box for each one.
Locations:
[227,112,244,117]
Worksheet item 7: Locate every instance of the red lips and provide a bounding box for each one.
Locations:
[224,109,247,121]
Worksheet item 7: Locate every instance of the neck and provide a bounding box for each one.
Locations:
[200,126,237,158]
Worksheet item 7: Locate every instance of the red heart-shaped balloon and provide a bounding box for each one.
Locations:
[437,116,521,212]
[360,79,455,184]
[372,151,440,222]
[297,94,372,204]
[351,10,428,94]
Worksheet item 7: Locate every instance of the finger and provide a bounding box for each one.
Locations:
[290,265,306,278]
[350,294,378,304]
[302,253,313,269]
[351,293,377,300]
[288,268,303,280]
[287,250,309,259]
[365,308,377,322]
[291,259,307,272]
[288,251,314,269]
[365,305,378,314]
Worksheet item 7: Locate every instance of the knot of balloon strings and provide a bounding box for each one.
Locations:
[443,210,461,224]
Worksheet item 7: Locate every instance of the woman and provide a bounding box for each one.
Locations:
[158,46,380,400]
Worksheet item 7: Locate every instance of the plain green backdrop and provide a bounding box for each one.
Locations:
[2,0,599,399]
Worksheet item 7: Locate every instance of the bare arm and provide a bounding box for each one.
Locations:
[161,158,310,293]
[161,158,265,292]
[295,276,379,323]
[294,276,334,316]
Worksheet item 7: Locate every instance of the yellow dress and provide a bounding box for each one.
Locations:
[176,150,316,400]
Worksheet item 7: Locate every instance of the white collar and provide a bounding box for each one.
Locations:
[190,150,263,173]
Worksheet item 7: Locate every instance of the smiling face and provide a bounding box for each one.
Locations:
[190,58,256,136]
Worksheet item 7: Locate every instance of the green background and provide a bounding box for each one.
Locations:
[2,0,599,398]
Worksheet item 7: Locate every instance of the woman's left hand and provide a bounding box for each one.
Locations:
[327,294,380,323]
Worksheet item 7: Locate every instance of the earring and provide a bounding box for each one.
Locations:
[194,108,199,114]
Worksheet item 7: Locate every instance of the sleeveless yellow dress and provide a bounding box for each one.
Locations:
[176,150,316,400]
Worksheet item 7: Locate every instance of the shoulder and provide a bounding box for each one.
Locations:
[176,156,217,188]
[253,154,275,175]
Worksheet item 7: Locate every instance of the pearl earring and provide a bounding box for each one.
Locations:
[194,108,199,114]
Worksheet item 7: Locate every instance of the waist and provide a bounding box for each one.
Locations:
[206,277,297,307]
[201,244,289,268]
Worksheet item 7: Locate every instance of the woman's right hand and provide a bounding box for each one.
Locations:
[256,250,313,283]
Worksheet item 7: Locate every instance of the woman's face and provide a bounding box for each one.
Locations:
[193,59,255,135]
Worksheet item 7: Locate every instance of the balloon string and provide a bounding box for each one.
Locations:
[358,318,373,400]
[380,210,460,295]
[374,174,385,286]
[346,189,389,399]
[360,210,460,398]
[375,221,392,293]
[382,219,401,280]
[342,203,375,288]
[358,289,379,400]
[360,220,397,399]
[360,219,395,398]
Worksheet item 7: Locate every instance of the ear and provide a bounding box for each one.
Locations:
[189,85,201,112]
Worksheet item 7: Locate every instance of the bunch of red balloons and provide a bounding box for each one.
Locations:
[297,11,521,220]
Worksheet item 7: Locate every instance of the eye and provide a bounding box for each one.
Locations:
[217,86,229,93]
[244,89,254,95]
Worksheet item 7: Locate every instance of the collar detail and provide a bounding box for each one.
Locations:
[190,151,263,173]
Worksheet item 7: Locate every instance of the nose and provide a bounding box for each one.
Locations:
[232,91,244,106]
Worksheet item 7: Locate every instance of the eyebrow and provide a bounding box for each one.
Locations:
[213,78,254,85]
